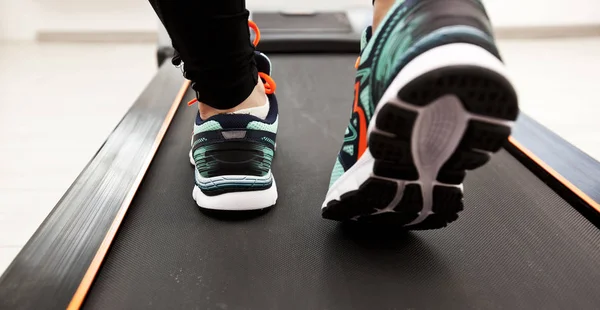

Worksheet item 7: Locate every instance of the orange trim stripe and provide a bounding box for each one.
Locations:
[67,80,191,310]
[352,82,367,159]
[509,136,600,213]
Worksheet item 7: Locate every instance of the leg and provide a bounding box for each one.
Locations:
[149,0,267,119]
[148,0,280,211]
[372,0,396,31]
[322,0,519,229]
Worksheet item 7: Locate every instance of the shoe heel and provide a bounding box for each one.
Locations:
[394,43,519,184]
[396,43,519,120]
[364,43,519,229]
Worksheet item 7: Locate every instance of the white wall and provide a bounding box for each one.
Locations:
[37,0,156,33]
[0,0,599,41]
[0,0,39,41]
[0,0,156,41]
[485,0,600,27]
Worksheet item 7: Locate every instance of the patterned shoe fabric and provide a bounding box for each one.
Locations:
[322,0,519,230]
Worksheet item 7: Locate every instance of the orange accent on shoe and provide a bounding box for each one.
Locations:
[188,98,198,106]
[188,21,276,106]
[355,57,361,69]
[252,20,276,94]
[248,20,261,47]
[352,82,367,159]
[259,72,276,95]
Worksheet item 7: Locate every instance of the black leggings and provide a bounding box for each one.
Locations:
[149,0,257,109]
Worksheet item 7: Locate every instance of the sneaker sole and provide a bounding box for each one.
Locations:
[192,180,278,211]
[189,150,278,211]
[322,43,519,230]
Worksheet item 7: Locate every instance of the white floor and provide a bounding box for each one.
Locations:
[1,38,599,276]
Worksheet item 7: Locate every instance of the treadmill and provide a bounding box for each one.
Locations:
[2,11,600,310]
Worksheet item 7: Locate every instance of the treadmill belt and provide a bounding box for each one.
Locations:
[84,56,600,309]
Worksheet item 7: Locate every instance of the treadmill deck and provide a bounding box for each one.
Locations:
[84,56,600,309]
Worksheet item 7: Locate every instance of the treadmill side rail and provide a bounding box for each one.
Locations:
[509,114,600,227]
[0,64,188,310]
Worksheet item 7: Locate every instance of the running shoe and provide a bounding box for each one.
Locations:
[322,0,519,229]
[188,21,278,211]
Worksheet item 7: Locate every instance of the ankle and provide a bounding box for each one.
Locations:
[199,77,267,120]
[373,0,396,32]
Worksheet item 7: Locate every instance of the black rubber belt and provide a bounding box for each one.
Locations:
[84,55,600,309]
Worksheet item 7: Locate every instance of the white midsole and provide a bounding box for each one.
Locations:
[192,177,278,211]
[323,43,514,225]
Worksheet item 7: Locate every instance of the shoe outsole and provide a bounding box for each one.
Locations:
[322,65,519,230]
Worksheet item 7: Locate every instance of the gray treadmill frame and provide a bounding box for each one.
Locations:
[157,9,373,66]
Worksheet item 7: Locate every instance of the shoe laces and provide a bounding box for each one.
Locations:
[187,20,277,106]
